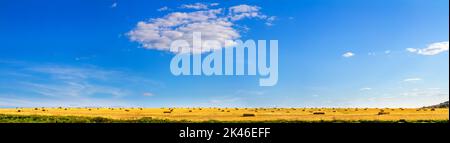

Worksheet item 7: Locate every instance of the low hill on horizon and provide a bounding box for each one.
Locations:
[425,101,449,108]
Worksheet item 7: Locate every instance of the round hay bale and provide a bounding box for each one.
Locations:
[378,111,390,115]
[242,113,255,117]
[313,112,325,115]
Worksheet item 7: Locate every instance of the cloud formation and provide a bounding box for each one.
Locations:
[157,6,169,12]
[342,52,355,58]
[180,3,218,10]
[407,41,449,55]
[111,2,117,8]
[0,61,163,107]
[228,5,264,20]
[128,3,274,53]
[180,3,207,10]
[360,87,372,91]
[404,78,422,82]
[143,92,154,97]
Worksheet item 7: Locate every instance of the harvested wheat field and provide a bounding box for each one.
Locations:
[1,107,448,122]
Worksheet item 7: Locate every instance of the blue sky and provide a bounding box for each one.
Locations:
[0,0,448,108]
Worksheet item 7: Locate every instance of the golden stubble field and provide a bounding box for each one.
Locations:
[0,107,448,122]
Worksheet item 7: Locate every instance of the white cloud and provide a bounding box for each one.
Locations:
[360,87,372,91]
[342,52,355,58]
[111,2,117,8]
[428,88,441,90]
[235,90,265,96]
[157,6,169,12]
[180,3,209,10]
[406,48,417,53]
[400,88,448,97]
[143,92,154,97]
[406,41,449,55]
[385,50,391,54]
[128,4,274,53]
[403,78,422,82]
[228,5,267,21]
[210,3,219,7]
[265,16,276,26]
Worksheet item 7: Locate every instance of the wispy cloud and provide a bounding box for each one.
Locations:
[179,3,220,10]
[406,48,417,53]
[406,41,449,55]
[265,16,276,26]
[0,61,163,107]
[403,78,422,82]
[400,88,448,97]
[180,3,209,10]
[235,90,265,96]
[342,52,355,58]
[360,87,372,91]
[111,2,117,8]
[143,92,154,97]
[210,3,219,7]
[0,96,131,107]
[157,6,170,12]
